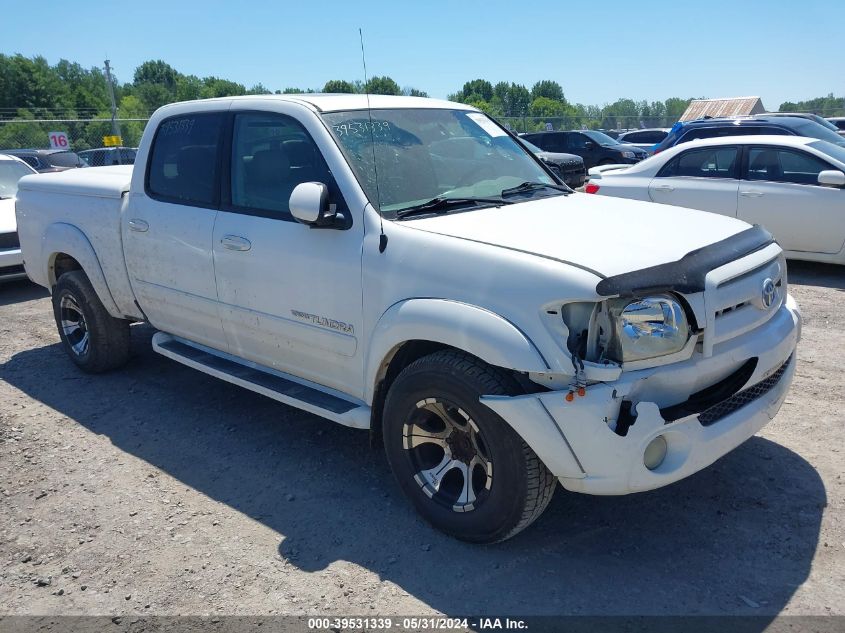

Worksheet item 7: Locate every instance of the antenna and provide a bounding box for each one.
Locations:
[359,28,387,253]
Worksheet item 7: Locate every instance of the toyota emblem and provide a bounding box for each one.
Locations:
[761,278,776,309]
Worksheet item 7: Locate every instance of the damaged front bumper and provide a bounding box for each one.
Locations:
[481,295,801,496]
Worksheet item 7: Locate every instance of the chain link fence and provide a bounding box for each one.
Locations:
[498,115,686,134]
[0,118,150,153]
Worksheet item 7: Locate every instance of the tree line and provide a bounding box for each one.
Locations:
[1,54,843,149]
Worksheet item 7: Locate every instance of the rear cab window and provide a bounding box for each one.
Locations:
[146,113,225,206]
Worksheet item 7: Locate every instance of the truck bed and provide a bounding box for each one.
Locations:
[15,166,141,319]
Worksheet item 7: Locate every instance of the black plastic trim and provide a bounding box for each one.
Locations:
[660,358,758,423]
[595,225,775,297]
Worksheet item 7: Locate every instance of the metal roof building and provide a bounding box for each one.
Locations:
[680,96,767,122]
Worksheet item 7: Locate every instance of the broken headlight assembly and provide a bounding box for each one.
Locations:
[601,295,691,364]
[563,294,694,367]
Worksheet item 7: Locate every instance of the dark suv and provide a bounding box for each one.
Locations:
[653,116,845,154]
[520,130,648,169]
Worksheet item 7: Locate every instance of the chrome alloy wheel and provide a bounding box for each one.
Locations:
[403,398,493,513]
[59,295,89,357]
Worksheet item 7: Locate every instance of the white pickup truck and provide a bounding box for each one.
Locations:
[16,95,801,543]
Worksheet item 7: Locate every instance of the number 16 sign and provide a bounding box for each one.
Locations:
[48,131,69,149]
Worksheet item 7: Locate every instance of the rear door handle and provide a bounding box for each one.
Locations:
[740,190,764,197]
[128,219,149,232]
[652,185,674,192]
[220,235,252,251]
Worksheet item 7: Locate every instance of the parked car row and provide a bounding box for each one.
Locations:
[78,146,137,167]
[0,153,38,281]
[586,135,845,265]
[520,130,649,169]
[653,114,845,154]
[0,146,139,173]
[516,137,586,188]
[827,116,845,134]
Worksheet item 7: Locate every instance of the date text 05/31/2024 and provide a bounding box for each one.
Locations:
[307,617,528,630]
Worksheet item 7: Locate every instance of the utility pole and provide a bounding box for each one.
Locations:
[104,59,121,140]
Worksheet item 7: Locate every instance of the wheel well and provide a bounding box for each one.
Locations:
[369,340,447,445]
[368,340,540,446]
[50,253,82,287]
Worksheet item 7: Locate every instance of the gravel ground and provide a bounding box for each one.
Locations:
[0,261,843,618]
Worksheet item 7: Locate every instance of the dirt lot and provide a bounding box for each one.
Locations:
[0,261,843,619]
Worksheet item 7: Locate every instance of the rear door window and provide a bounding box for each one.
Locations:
[542,134,567,152]
[658,146,739,178]
[147,113,224,206]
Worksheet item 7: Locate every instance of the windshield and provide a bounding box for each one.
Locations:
[582,130,619,146]
[808,140,845,165]
[323,108,556,216]
[793,121,845,147]
[0,160,34,198]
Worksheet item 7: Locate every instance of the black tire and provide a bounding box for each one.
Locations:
[382,350,556,543]
[52,270,131,373]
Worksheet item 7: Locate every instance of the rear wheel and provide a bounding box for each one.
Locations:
[383,350,556,543]
[52,271,131,373]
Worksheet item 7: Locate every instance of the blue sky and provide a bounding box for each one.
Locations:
[2,0,841,109]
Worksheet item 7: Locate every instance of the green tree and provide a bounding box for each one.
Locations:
[529,96,565,117]
[133,60,179,93]
[458,78,493,103]
[175,75,203,101]
[323,79,356,93]
[531,80,564,102]
[365,76,401,95]
[664,97,693,121]
[199,77,246,99]
[403,87,428,97]
[779,93,844,116]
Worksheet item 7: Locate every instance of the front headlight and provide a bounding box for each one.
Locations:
[622,151,636,159]
[605,295,690,363]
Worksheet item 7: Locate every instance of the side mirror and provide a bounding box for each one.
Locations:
[289,182,337,226]
[584,141,595,150]
[817,170,845,187]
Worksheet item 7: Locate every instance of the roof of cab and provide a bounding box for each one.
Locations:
[157,94,474,114]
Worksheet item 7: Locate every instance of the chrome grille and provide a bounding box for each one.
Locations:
[702,244,785,356]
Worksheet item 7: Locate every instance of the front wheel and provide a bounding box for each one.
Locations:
[383,350,556,543]
[52,271,131,373]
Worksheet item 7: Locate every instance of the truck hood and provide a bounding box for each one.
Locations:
[0,198,16,234]
[403,193,751,279]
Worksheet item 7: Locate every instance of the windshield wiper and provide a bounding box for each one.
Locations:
[395,196,509,219]
[501,181,571,198]
[0,195,13,200]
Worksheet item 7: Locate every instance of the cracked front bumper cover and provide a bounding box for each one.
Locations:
[481,295,801,496]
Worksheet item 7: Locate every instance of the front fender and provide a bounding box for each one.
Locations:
[365,298,550,402]
[42,222,122,317]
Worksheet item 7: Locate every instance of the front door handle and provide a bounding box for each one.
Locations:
[740,190,764,198]
[220,235,252,251]
[128,219,149,232]
[652,185,674,192]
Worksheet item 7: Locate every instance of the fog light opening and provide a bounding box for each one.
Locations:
[644,435,668,471]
